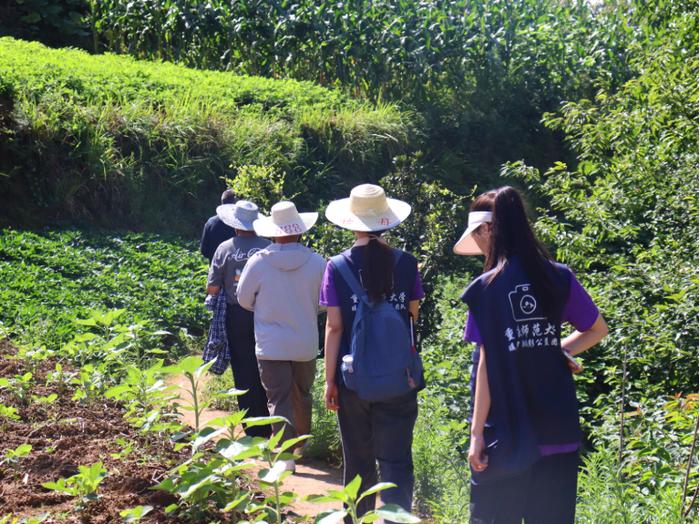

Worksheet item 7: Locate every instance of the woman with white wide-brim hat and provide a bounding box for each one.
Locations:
[320,184,425,520]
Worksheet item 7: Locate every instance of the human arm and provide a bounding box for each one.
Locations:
[324,306,343,411]
[408,299,419,321]
[469,345,490,472]
[205,245,225,296]
[236,258,259,311]
[562,313,608,357]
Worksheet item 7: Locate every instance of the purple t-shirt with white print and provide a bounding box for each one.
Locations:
[464,268,599,457]
[320,262,425,307]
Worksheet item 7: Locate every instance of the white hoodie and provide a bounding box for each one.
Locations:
[236,242,326,361]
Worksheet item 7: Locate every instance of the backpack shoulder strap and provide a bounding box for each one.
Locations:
[393,249,403,267]
[331,254,370,306]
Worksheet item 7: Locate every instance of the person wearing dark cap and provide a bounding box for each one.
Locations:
[200,189,237,262]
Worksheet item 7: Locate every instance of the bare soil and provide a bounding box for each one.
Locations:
[1,341,344,523]
[0,340,186,523]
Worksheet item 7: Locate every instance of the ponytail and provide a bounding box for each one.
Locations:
[483,186,564,316]
[363,234,394,303]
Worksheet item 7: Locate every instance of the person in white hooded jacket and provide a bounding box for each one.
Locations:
[237,201,326,470]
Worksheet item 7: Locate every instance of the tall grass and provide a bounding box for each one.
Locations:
[0,38,411,233]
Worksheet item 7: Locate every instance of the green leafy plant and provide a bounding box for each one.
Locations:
[247,428,309,524]
[45,362,76,394]
[0,404,20,427]
[105,360,180,436]
[119,505,153,522]
[70,364,108,403]
[109,437,135,460]
[31,393,58,405]
[1,444,32,478]
[16,345,54,377]
[0,372,34,406]
[43,462,109,509]
[307,475,421,524]
[164,356,216,434]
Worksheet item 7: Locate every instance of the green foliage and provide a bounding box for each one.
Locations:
[412,276,473,519]
[225,166,287,214]
[0,404,20,425]
[154,412,299,521]
[0,229,208,350]
[51,0,639,195]
[1,444,32,476]
[165,356,218,434]
[105,360,180,435]
[0,372,34,407]
[307,474,421,523]
[43,462,109,509]
[577,446,691,524]
[503,2,698,404]
[0,37,409,232]
[0,0,90,49]
[118,505,153,523]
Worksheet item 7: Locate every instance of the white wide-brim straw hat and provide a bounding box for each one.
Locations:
[453,211,493,255]
[325,184,411,232]
[217,200,262,231]
[253,201,318,237]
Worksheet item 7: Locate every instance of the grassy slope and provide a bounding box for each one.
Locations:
[0,38,410,233]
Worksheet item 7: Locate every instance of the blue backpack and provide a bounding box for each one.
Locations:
[331,253,424,401]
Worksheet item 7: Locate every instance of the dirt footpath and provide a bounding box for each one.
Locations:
[168,372,344,520]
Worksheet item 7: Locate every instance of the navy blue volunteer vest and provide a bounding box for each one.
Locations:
[462,257,581,483]
[332,246,419,387]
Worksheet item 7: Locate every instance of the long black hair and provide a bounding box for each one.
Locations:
[480,186,564,315]
[363,232,394,303]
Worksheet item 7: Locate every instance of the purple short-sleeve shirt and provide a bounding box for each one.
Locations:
[319,260,425,306]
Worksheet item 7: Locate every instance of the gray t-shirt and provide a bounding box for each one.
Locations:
[207,236,271,305]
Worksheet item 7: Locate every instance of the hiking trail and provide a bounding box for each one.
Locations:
[167,372,344,521]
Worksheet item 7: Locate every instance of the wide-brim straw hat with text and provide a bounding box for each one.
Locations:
[453,211,493,255]
[253,201,318,237]
[325,184,411,232]
[216,200,262,231]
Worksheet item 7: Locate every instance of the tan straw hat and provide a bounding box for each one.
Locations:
[216,200,262,231]
[453,211,493,255]
[325,184,411,232]
[253,201,318,237]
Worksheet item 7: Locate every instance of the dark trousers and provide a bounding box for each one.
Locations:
[470,450,580,524]
[225,303,270,438]
[337,385,418,523]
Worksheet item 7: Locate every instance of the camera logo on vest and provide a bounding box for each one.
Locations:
[508,284,546,322]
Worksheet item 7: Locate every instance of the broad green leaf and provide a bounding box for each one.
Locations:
[258,461,291,484]
[344,474,362,499]
[314,510,348,524]
[374,504,421,523]
[358,482,397,502]
[119,505,153,522]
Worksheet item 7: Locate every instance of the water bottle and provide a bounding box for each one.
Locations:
[342,354,354,373]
